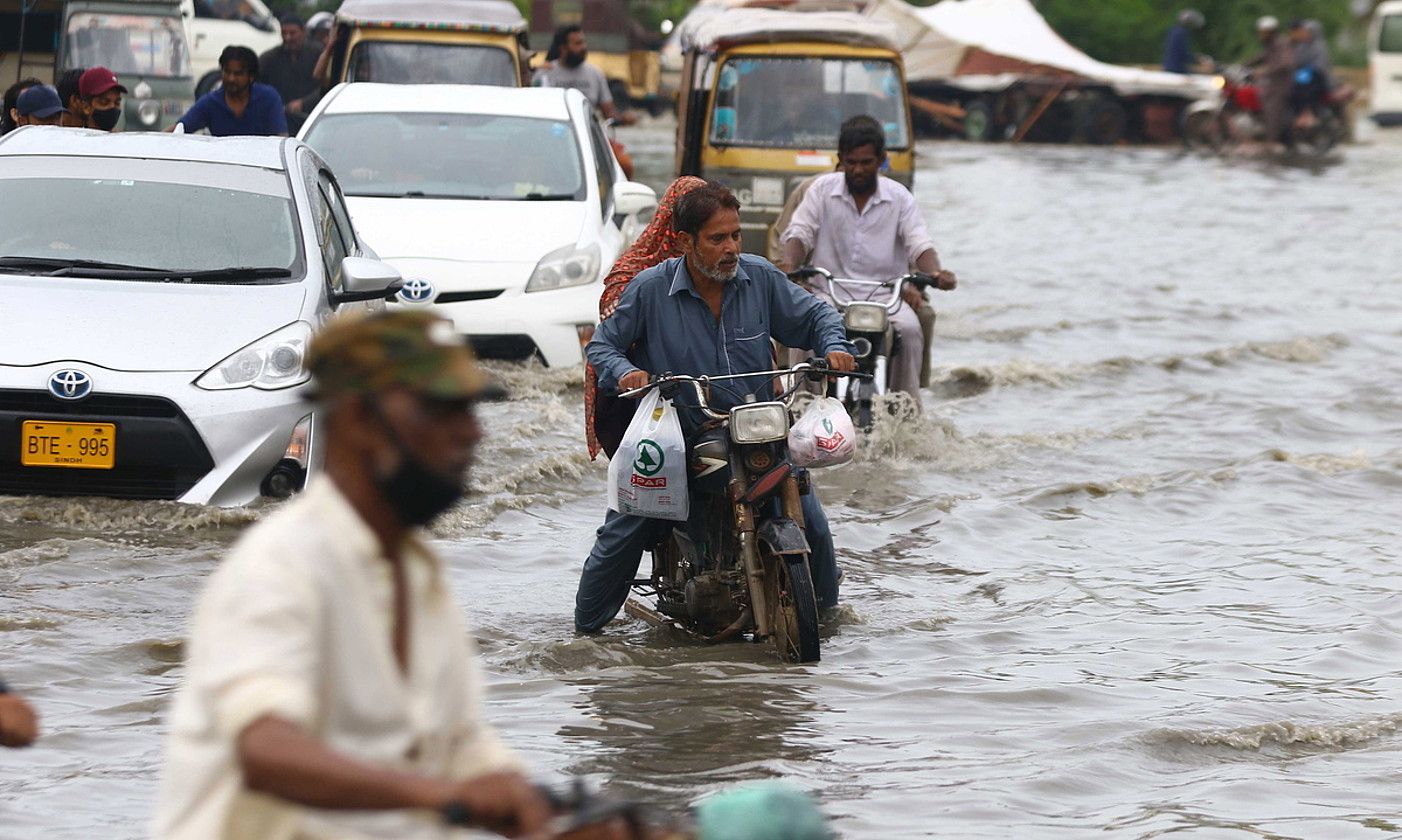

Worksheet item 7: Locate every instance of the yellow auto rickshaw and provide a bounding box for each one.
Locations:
[674,8,915,254]
[327,0,531,87]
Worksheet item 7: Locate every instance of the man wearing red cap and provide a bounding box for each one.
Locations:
[76,66,127,132]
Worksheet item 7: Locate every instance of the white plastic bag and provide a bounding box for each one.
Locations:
[788,397,857,468]
[607,388,689,521]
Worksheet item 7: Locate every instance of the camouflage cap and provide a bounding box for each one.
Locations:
[305,310,507,402]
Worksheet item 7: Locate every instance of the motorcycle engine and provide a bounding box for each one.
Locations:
[684,573,742,632]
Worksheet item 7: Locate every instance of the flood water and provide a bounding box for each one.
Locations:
[3,119,1402,839]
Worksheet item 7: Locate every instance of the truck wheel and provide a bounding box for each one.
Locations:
[1081,99,1127,145]
[964,99,996,142]
[608,80,631,112]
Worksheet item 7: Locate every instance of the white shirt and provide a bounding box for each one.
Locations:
[155,480,520,840]
[781,171,935,283]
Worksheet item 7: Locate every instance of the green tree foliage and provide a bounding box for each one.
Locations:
[1035,0,1357,67]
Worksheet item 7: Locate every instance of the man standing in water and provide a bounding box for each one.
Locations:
[577,181,854,633]
[781,120,956,409]
[156,311,550,839]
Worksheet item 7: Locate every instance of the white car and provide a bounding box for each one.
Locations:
[0,127,402,505]
[299,83,658,367]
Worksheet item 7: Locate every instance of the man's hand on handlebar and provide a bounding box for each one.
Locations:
[825,351,856,373]
[617,370,651,394]
[934,269,958,291]
[439,771,552,837]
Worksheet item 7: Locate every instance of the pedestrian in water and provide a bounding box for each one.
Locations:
[259,12,321,133]
[156,310,551,840]
[1,77,42,136]
[75,66,127,132]
[584,175,707,460]
[175,45,287,137]
[0,678,39,748]
[1163,9,1205,74]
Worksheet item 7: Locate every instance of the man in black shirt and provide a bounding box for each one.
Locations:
[259,12,320,133]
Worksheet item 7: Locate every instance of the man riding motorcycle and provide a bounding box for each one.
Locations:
[576,181,855,634]
[781,120,956,410]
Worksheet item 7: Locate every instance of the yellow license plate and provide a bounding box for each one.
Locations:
[21,421,116,469]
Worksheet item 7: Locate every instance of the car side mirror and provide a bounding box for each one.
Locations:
[332,256,403,304]
[613,180,657,219]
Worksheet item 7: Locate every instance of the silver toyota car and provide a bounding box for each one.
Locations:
[0,128,402,505]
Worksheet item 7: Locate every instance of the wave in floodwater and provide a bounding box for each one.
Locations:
[1149,713,1402,753]
[0,495,264,538]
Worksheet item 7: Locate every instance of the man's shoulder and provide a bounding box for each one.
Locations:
[739,253,784,282]
[252,83,283,103]
[584,63,609,82]
[811,171,845,192]
[877,174,917,205]
[629,257,683,294]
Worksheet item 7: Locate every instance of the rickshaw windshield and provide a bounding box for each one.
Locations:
[347,41,516,86]
[65,12,191,78]
[709,56,908,150]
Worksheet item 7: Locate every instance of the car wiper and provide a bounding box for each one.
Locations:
[164,266,295,283]
[521,192,578,201]
[0,256,174,275]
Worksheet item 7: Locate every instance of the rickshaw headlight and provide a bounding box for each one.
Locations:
[137,100,161,127]
[844,302,888,333]
[730,402,789,444]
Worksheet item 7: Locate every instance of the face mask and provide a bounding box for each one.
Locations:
[372,404,467,527]
[91,106,120,131]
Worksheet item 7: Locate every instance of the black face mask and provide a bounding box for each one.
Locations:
[372,405,467,527]
[90,106,120,131]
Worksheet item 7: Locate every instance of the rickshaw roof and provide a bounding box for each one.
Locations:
[334,0,526,33]
[682,8,898,52]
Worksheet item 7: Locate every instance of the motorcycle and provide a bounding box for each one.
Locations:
[442,780,684,839]
[1181,64,1352,157]
[788,266,942,430]
[620,359,869,663]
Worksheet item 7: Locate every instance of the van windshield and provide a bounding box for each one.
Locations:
[65,12,191,78]
[1380,15,1402,53]
[303,112,585,201]
[347,41,516,86]
[709,56,909,150]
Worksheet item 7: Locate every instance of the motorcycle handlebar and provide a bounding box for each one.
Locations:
[616,360,871,407]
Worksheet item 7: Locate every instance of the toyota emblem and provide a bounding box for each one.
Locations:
[397,277,435,304]
[48,369,93,401]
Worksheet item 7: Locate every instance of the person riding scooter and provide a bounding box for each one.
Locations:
[781,120,955,411]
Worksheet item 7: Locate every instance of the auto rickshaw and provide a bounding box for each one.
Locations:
[326,0,531,87]
[674,8,915,254]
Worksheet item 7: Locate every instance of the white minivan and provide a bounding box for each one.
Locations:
[181,0,282,96]
[1371,0,1402,126]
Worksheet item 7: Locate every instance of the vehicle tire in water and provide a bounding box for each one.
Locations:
[1290,110,1341,158]
[963,99,997,142]
[763,550,820,663]
[1081,98,1128,145]
[1181,108,1222,152]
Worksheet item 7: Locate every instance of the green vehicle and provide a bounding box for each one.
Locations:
[4,0,193,131]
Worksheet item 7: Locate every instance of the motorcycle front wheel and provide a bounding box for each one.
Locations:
[1181,108,1223,152]
[762,550,821,663]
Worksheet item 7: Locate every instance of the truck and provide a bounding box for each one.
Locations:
[527,0,664,113]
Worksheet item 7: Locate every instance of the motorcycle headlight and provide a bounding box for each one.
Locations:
[524,242,601,293]
[844,302,888,333]
[137,99,160,127]
[730,402,789,444]
[195,322,313,391]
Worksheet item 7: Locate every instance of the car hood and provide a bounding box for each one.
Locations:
[0,277,308,372]
[345,197,591,264]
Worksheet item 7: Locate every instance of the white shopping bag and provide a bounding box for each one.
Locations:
[788,397,857,468]
[607,388,689,520]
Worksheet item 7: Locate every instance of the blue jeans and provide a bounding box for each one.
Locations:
[574,491,840,633]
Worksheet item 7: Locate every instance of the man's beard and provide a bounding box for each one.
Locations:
[695,256,738,283]
[845,171,875,196]
[563,50,587,68]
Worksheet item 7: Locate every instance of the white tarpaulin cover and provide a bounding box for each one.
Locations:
[902,0,1216,98]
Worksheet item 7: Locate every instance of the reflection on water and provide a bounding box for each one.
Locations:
[3,120,1402,838]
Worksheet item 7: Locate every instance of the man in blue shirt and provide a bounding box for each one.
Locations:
[578,181,855,634]
[1163,9,1205,74]
[176,45,288,137]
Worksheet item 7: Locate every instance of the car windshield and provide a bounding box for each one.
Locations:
[347,42,516,86]
[1381,15,1402,53]
[0,159,299,280]
[65,12,192,79]
[709,56,909,150]
[304,112,586,200]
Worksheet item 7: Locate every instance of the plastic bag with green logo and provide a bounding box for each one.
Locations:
[788,396,856,468]
[607,387,689,521]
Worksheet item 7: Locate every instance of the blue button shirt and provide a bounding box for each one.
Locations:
[177,83,288,137]
[587,255,852,424]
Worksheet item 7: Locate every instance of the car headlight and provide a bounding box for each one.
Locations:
[730,401,789,444]
[524,242,601,293]
[195,322,313,391]
[137,99,160,127]
[844,302,888,333]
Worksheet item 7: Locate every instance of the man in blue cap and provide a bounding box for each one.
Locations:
[13,84,68,128]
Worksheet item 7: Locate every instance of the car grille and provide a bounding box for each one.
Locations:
[0,390,214,501]
[436,290,504,304]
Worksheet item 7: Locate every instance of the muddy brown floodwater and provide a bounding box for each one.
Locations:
[3,118,1402,839]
